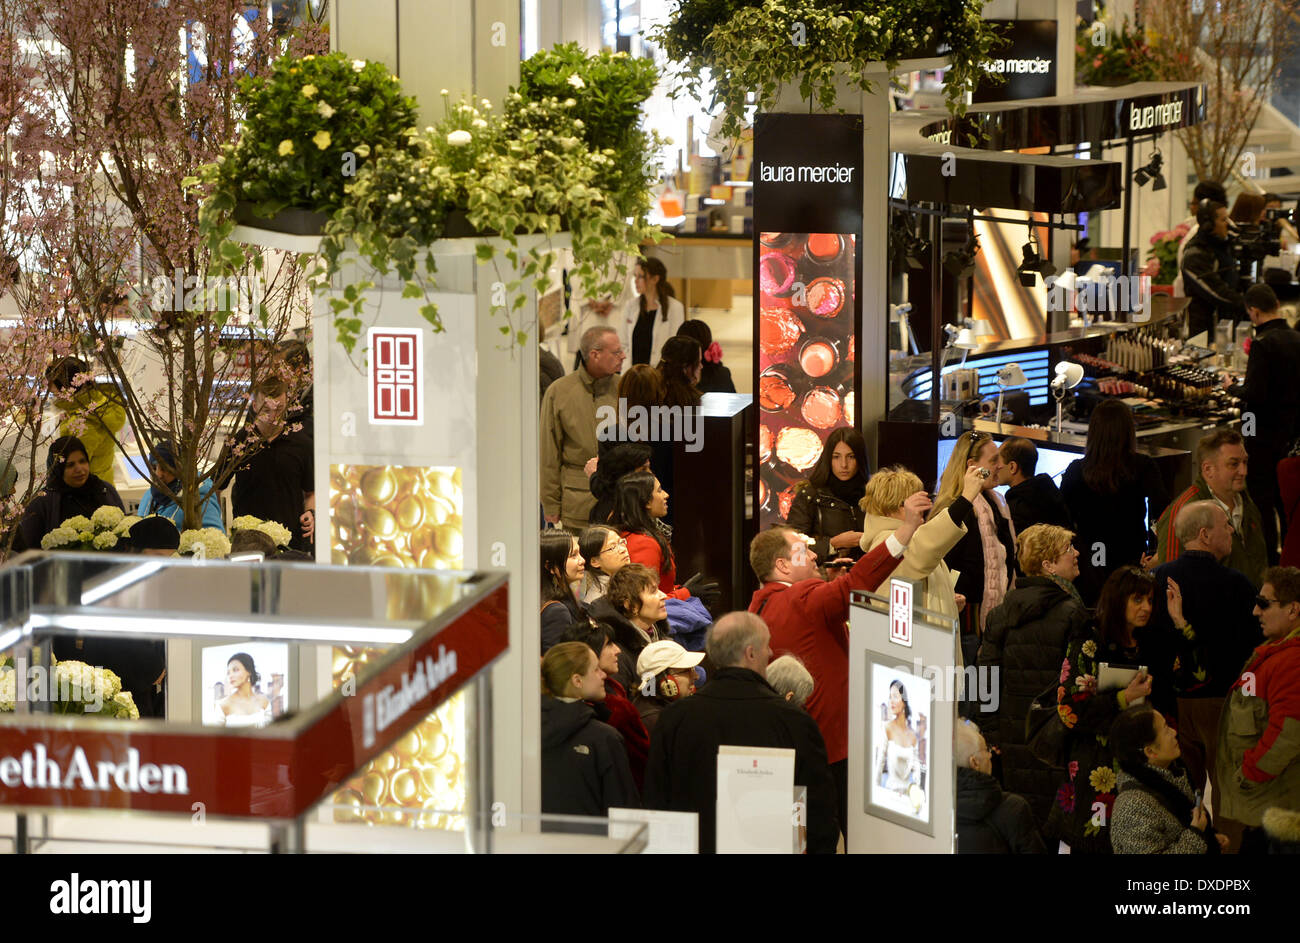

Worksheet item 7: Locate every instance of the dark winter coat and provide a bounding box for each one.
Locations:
[785,482,865,564]
[1061,454,1169,605]
[587,596,668,692]
[14,474,125,553]
[1238,318,1300,457]
[1111,764,1218,854]
[955,766,1047,854]
[698,361,736,394]
[643,667,838,854]
[541,597,586,654]
[978,576,1090,829]
[1150,551,1261,699]
[1181,227,1245,337]
[541,696,639,819]
[1005,473,1074,537]
[1155,478,1267,588]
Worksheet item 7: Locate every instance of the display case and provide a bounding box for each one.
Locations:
[0,553,507,853]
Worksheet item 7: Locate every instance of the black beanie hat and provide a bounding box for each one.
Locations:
[128,516,180,552]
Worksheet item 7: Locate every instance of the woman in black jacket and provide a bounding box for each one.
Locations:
[14,436,125,553]
[978,524,1088,830]
[1047,566,1161,853]
[676,319,736,394]
[1109,706,1225,854]
[541,641,639,820]
[540,529,587,653]
[785,427,869,568]
[1060,399,1169,605]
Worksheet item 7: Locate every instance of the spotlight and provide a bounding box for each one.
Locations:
[1134,152,1166,191]
[1018,240,1057,286]
[943,232,980,279]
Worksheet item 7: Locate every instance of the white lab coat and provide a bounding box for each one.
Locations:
[623,294,685,366]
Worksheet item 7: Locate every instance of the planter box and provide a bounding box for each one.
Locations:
[235,201,330,236]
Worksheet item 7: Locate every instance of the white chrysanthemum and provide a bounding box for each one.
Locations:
[316,101,335,119]
[300,83,318,99]
[447,130,472,147]
[63,515,93,534]
[91,505,124,530]
[566,73,585,89]
[92,532,118,550]
[351,58,366,71]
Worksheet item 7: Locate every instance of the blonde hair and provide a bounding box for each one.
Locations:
[1016,524,1076,576]
[541,642,594,697]
[861,465,924,516]
[932,431,994,519]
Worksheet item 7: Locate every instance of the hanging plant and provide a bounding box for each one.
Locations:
[652,0,1005,142]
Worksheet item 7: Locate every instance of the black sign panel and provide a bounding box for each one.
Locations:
[753,113,864,532]
[973,20,1058,104]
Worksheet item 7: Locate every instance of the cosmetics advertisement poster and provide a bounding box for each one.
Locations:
[868,660,933,832]
[752,113,864,536]
[201,641,290,728]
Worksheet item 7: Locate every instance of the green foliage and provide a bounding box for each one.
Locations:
[652,0,1005,141]
[1076,15,1163,86]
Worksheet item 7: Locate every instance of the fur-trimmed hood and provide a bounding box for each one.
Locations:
[1263,806,1300,844]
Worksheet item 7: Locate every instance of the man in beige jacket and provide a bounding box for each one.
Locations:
[541,326,623,531]
[859,464,984,622]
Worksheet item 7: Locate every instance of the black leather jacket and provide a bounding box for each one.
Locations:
[785,484,864,563]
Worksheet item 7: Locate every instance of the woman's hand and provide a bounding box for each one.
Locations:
[961,466,985,501]
[1140,552,1156,570]
[954,593,966,612]
[1124,671,1153,703]
[1166,578,1186,628]
[1216,833,1230,851]
[584,456,599,478]
[830,530,863,550]
[1191,804,1209,832]
[894,492,933,545]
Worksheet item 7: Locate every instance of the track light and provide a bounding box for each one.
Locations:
[1017,237,1057,286]
[1134,152,1166,191]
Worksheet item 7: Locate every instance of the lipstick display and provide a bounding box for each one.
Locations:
[757,231,857,530]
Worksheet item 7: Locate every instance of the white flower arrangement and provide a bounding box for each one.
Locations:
[231,515,292,547]
[91,506,125,529]
[63,515,93,534]
[92,532,118,550]
[178,527,232,559]
[40,526,81,550]
[0,656,140,719]
[113,514,144,536]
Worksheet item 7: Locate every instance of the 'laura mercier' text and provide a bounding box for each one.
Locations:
[0,744,188,794]
[758,162,856,184]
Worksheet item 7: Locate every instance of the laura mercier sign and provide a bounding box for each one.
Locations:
[973,20,1057,104]
[757,162,857,184]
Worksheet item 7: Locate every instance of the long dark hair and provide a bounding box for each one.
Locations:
[540,529,577,605]
[1081,399,1138,494]
[579,525,619,572]
[1095,565,1155,651]
[804,427,869,492]
[638,257,674,321]
[657,336,702,409]
[610,471,671,568]
[1110,707,1198,830]
[590,443,652,508]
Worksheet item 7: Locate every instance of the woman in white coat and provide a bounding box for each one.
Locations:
[625,257,685,366]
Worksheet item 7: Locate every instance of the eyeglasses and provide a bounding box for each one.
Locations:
[601,538,628,553]
[1256,595,1280,609]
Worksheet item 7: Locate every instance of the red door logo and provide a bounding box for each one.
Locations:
[368,328,423,425]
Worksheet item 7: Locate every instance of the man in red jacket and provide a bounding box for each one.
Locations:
[748,491,929,841]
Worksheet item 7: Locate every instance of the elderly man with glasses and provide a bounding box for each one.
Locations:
[1216,565,1300,849]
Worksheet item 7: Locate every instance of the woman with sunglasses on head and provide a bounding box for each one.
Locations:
[1060,399,1169,606]
[934,431,1017,667]
[578,524,631,603]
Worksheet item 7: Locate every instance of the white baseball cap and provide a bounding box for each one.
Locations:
[636,640,704,680]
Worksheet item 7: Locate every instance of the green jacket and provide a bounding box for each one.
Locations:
[1153,478,1267,587]
[56,387,126,487]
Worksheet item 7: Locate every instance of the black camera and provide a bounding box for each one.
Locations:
[1265,206,1294,224]
[1230,222,1281,264]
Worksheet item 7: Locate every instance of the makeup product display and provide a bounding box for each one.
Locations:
[757,231,858,527]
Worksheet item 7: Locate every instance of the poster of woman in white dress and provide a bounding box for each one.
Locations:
[870,663,931,823]
[201,642,290,728]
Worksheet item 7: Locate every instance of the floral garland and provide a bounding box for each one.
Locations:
[652,0,1005,142]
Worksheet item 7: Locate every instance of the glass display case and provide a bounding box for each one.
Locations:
[0,553,507,853]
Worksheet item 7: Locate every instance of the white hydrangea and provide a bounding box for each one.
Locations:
[91,505,124,529]
[92,532,118,550]
[54,660,121,703]
[0,668,15,711]
[179,528,232,559]
[41,526,80,550]
[109,690,139,720]
[63,515,93,534]
[113,515,143,536]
